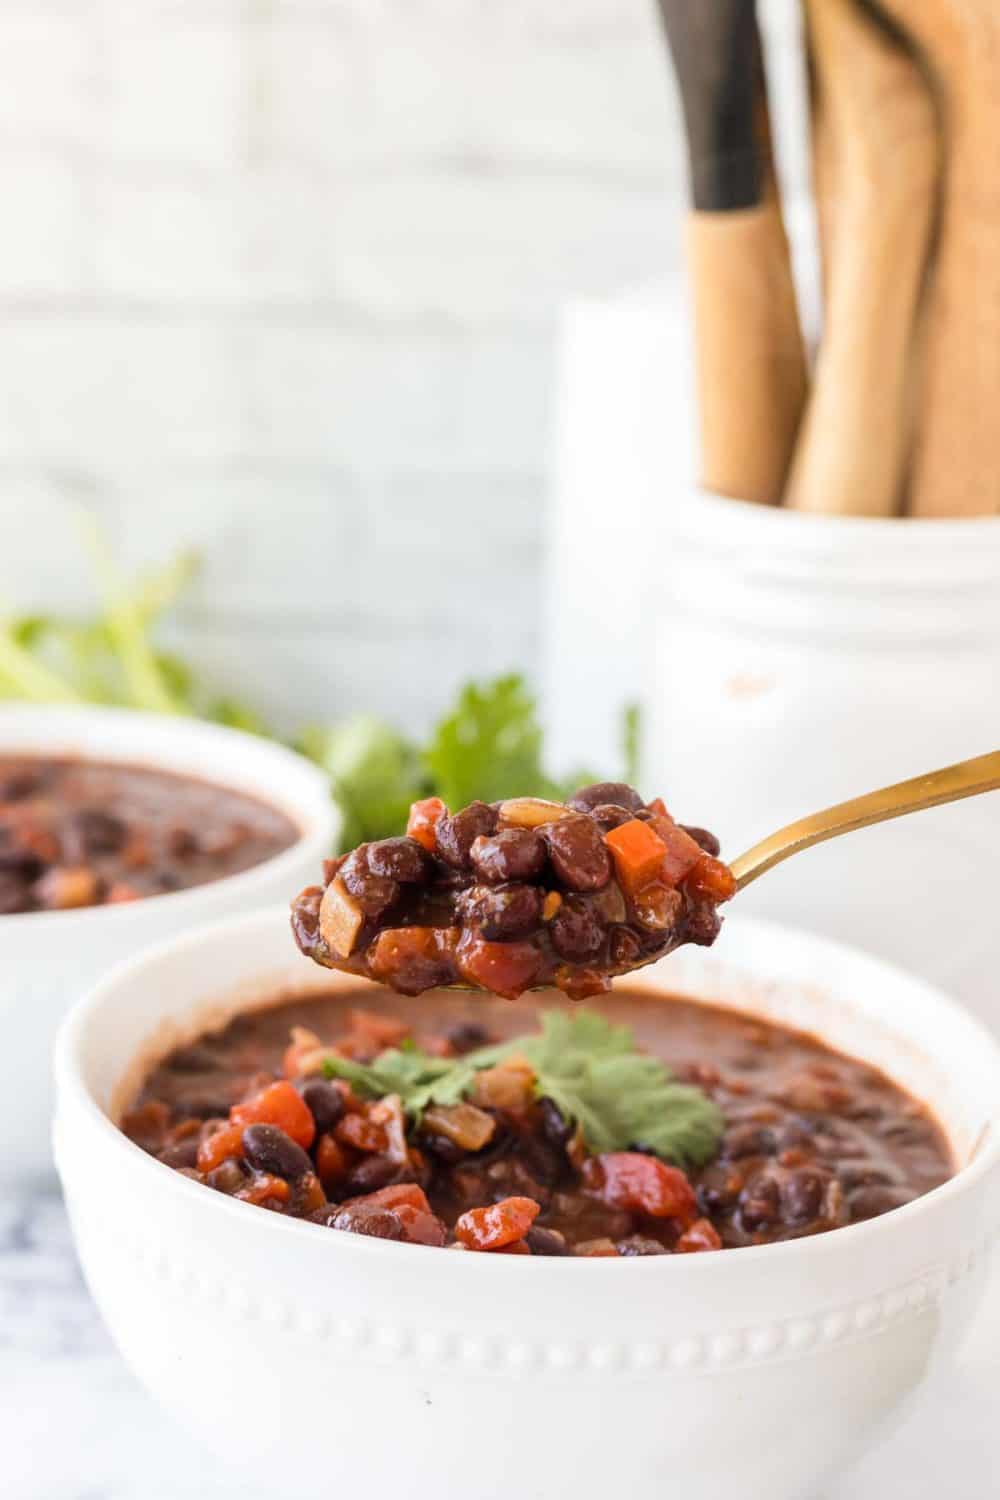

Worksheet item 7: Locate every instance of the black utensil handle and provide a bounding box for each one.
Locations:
[656,0,763,212]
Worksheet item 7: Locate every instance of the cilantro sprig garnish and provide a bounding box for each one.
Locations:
[322,1010,724,1169]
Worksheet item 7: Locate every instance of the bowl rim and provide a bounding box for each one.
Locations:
[0,703,337,932]
[54,906,1000,1276]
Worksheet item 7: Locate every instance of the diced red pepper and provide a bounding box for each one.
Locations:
[454,1196,541,1251]
[406,797,447,853]
[392,1203,448,1246]
[236,1173,290,1207]
[230,1080,316,1150]
[315,1132,352,1191]
[675,1217,723,1253]
[368,927,454,995]
[335,1112,389,1154]
[197,1122,245,1174]
[456,935,543,1000]
[604,819,669,894]
[361,1184,433,1214]
[648,815,705,886]
[685,854,737,903]
[348,1008,410,1050]
[582,1152,698,1221]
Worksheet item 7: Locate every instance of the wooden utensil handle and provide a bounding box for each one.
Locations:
[687,204,808,506]
[785,0,939,517]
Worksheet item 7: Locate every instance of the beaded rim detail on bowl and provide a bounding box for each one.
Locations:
[70,1203,998,1376]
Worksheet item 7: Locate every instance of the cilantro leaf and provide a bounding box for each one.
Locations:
[423,674,556,809]
[299,715,429,850]
[321,1010,724,1170]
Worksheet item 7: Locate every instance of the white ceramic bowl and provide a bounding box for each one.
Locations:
[55,909,1000,1500]
[2,704,337,1183]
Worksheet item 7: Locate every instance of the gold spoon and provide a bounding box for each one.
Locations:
[731,749,1000,890]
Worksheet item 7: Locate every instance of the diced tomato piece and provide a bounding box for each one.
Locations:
[361,1184,433,1214]
[197,1122,245,1174]
[368,927,454,995]
[646,798,668,818]
[335,1112,389,1154]
[454,1196,541,1251]
[407,797,447,853]
[392,1203,448,1246]
[456,934,542,1000]
[675,1217,723,1253]
[348,1008,410,1050]
[495,1238,532,1255]
[236,1173,290,1207]
[685,854,737,903]
[648,815,705,886]
[231,1080,316,1150]
[315,1132,352,1191]
[583,1152,698,1221]
[604,819,669,894]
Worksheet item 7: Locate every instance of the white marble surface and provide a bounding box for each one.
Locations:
[2,1188,996,1500]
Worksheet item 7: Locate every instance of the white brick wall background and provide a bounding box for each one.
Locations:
[0,0,689,734]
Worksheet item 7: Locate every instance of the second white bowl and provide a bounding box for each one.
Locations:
[1,704,337,1182]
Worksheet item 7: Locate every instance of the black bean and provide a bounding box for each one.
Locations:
[0,766,43,801]
[781,1167,829,1223]
[339,847,399,917]
[837,1163,897,1192]
[457,881,543,940]
[435,802,499,869]
[446,1020,491,1053]
[343,1155,403,1194]
[207,1159,248,1195]
[589,804,634,832]
[567,783,644,814]
[297,1078,346,1133]
[159,1137,200,1170]
[543,816,611,892]
[738,1174,781,1231]
[70,808,127,855]
[697,1167,740,1217]
[684,901,722,947]
[166,1044,220,1075]
[722,1123,777,1160]
[538,1096,572,1146]
[607,926,642,968]
[470,828,546,883]
[525,1226,569,1257]
[549,896,605,961]
[420,1132,469,1165]
[616,1235,669,1257]
[681,825,721,857]
[242,1123,313,1180]
[848,1184,916,1222]
[0,873,30,914]
[328,1204,405,1240]
[366,837,430,883]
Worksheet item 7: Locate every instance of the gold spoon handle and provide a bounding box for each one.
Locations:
[731,750,1000,890]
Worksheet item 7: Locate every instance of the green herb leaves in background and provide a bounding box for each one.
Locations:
[323,1010,724,1169]
[0,541,639,853]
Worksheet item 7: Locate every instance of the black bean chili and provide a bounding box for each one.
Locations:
[124,985,952,1257]
[0,755,298,913]
[290,783,737,1000]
